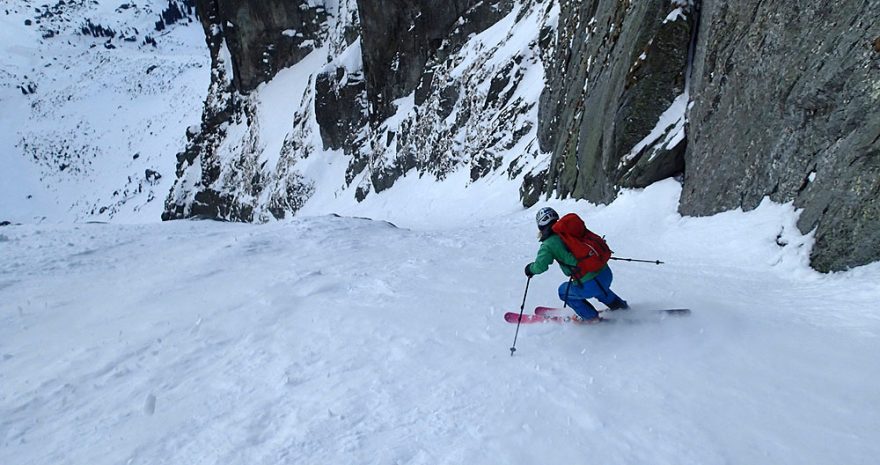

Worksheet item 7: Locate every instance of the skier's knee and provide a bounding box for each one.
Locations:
[557,283,570,300]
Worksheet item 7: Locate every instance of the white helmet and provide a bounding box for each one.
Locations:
[535,207,559,228]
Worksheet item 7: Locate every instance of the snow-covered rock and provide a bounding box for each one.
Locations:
[163,0,553,222]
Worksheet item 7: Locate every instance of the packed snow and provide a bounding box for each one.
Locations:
[2,1,878,464]
[2,180,879,465]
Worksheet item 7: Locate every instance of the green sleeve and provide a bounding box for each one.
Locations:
[530,240,555,275]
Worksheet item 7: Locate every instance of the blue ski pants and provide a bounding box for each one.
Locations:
[557,266,622,320]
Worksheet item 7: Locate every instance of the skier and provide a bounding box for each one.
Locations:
[524,207,628,322]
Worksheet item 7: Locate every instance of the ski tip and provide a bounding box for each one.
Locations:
[504,312,522,323]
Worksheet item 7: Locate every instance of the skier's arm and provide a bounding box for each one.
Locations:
[528,241,555,275]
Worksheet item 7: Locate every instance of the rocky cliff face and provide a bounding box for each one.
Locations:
[163,0,344,221]
[345,0,545,200]
[165,0,880,271]
[682,0,880,272]
[165,0,552,220]
[525,0,879,271]
[537,0,694,203]
[211,0,328,93]
[355,0,518,123]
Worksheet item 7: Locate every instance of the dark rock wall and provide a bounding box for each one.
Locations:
[213,0,327,93]
[164,0,330,221]
[311,2,368,154]
[348,0,522,198]
[356,0,473,122]
[538,0,694,203]
[315,63,368,151]
[538,0,879,270]
[682,0,880,271]
[163,0,245,220]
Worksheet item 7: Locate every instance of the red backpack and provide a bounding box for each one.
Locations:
[551,213,612,279]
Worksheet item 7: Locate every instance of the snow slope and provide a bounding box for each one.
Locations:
[0,1,208,223]
[2,180,878,465]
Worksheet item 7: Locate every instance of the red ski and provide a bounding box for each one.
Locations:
[534,306,569,316]
[503,312,602,324]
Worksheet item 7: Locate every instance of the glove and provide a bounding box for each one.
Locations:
[524,263,535,278]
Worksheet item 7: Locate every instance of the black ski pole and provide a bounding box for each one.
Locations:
[610,256,664,265]
[509,276,531,356]
[562,276,574,309]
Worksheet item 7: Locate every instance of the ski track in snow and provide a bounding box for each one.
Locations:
[1,181,879,465]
